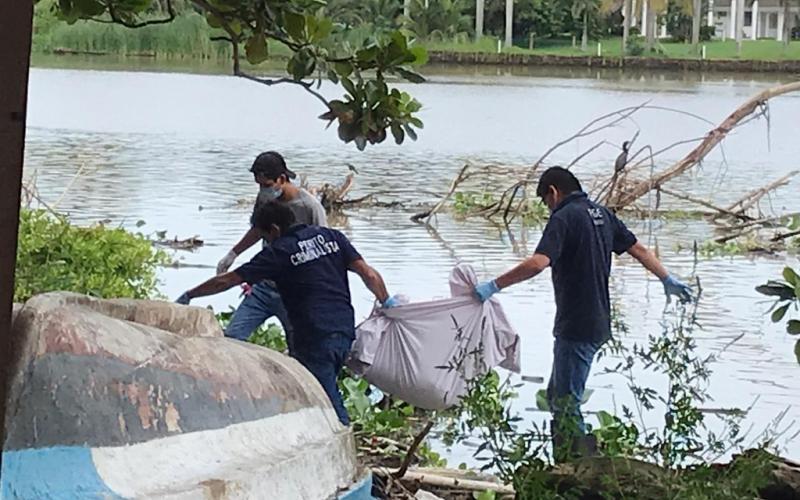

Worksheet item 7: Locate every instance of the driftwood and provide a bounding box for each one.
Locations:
[610,81,800,209]
[373,467,515,497]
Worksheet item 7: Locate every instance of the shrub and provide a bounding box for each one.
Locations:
[14,209,168,302]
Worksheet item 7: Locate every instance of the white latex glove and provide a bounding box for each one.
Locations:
[216,250,238,275]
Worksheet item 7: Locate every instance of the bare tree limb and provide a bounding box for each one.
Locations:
[610,81,800,209]
[92,0,176,28]
[393,420,434,480]
[659,188,753,221]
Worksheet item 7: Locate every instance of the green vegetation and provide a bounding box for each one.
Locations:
[41,0,427,150]
[14,209,168,303]
[757,266,800,364]
[429,36,800,60]
[442,300,781,499]
[453,191,550,224]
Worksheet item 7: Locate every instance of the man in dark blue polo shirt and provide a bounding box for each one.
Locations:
[176,202,398,426]
[474,167,692,460]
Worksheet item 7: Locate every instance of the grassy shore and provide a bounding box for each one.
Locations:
[426,36,800,61]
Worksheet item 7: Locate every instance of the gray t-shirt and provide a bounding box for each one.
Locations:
[254,188,328,245]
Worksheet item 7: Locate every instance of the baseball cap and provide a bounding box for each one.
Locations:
[250,151,297,180]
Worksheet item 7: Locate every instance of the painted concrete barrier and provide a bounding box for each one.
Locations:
[2,292,368,499]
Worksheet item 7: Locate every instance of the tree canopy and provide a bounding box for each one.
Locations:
[50,0,428,150]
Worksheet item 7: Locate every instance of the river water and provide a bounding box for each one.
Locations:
[24,58,800,463]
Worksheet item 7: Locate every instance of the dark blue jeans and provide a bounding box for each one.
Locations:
[293,333,354,426]
[225,281,294,352]
[547,336,602,435]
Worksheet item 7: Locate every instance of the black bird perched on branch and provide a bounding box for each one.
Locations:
[615,141,630,173]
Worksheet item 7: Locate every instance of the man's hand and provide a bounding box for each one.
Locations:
[175,292,191,305]
[216,250,238,275]
[474,280,500,303]
[382,295,401,308]
[661,275,693,304]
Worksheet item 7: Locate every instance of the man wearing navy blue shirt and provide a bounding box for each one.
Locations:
[176,202,398,426]
[474,167,692,460]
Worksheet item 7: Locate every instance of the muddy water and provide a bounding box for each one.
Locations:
[24,63,800,463]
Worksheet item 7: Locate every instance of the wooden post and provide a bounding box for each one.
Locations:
[0,0,33,476]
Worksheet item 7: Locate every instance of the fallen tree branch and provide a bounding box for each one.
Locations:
[726,170,799,215]
[376,468,516,495]
[411,164,472,222]
[611,81,800,209]
[393,420,434,480]
[659,188,753,221]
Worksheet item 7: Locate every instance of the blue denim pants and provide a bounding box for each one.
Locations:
[547,336,602,435]
[224,281,294,352]
[293,333,354,426]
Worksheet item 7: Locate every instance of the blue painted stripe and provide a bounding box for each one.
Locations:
[338,471,374,500]
[1,446,122,500]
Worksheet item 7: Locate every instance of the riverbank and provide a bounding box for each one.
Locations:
[427,50,800,74]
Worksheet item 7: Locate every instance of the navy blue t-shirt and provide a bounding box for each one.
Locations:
[534,192,637,343]
[233,224,362,348]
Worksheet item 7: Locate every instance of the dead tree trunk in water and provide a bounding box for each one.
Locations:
[610,81,800,209]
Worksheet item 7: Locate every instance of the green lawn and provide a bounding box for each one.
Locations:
[424,37,800,61]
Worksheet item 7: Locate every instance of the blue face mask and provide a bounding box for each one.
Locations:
[260,186,283,201]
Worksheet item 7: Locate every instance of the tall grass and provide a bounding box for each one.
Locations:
[34,9,232,59]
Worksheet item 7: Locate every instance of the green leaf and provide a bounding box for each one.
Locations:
[788,320,800,335]
[396,67,425,84]
[783,267,800,286]
[409,46,429,66]
[354,135,367,151]
[333,62,353,78]
[326,69,339,84]
[756,282,796,300]
[582,388,594,404]
[244,34,269,65]
[205,12,223,29]
[284,11,306,40]
[341,77,357,97]
[74,0,105,16]
[535,389,550,411]
[773,303,791,323]
[408,117,424,129]
[312,17,333,42]
[473,491,496,500]
[795,339,800,365]
[403,124,418,142]
[390,122,404,145]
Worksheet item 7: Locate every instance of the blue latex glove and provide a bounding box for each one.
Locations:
[661,275,693,304]
[474,280,500,303]
[382,295,401,308]
[175,292,191,305]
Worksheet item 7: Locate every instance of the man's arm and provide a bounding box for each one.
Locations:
[626,241,668,280]
[495,254,551,290]
[232,227,262,255]
[627,241,693,303]
[183,272,244,301]
[217,227,262,275]
[349,258,389,304]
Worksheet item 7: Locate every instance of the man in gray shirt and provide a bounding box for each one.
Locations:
[216,151,327,350]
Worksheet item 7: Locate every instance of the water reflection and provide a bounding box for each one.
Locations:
[24,65,800,462]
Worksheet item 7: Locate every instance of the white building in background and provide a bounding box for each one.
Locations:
[711,0,800,40]
[628,0,800,40]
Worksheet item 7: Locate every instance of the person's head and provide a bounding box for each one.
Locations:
[250,151,296,200]
[251,201,296,243]
[535,166,583,211]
